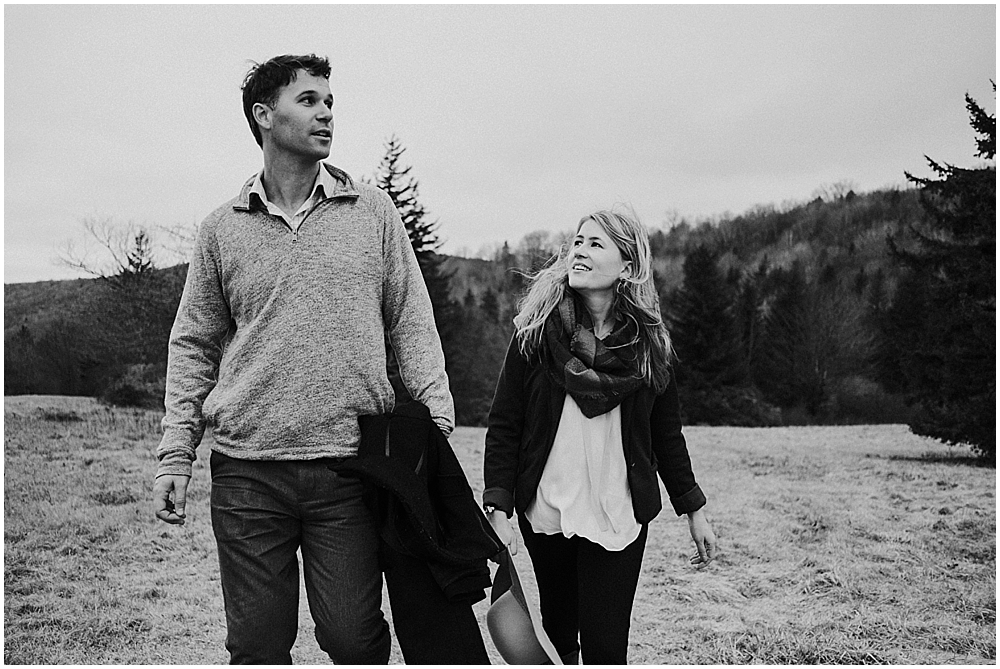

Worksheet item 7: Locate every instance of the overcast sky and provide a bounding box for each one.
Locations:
[4,4,996,284]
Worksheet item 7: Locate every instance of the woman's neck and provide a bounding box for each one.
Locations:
[577,289,615,337]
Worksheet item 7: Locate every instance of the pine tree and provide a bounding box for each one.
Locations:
[886,86,995,460]
[665,245,780,426]
[372,136,455,321]
[371,135,459,404]
[123,231,154,281]
[668,245,746,389]
[754,262,811,409]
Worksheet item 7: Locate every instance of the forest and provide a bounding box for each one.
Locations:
[5,93,994,461]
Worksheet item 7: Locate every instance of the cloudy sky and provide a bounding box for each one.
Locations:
[4,4,995,284]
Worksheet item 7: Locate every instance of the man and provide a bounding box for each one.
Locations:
[152,53,454,664]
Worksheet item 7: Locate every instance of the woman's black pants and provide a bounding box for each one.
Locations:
[519,515,648,665]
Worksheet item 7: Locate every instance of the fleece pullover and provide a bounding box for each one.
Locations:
[156,163,453,478]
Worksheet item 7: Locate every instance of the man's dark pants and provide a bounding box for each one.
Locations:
[210,452,390,664]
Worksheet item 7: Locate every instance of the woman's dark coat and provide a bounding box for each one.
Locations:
[483,336,706,523]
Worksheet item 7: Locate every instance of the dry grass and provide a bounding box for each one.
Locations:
[4,397,995,664]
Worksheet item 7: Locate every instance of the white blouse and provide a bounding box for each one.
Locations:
[525,394,642,551]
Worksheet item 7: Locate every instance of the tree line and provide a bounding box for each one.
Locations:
[5,90,994,461]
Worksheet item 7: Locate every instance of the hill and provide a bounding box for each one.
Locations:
[3,187,926,426]
[5,265,188,337]
[5,276,102,336]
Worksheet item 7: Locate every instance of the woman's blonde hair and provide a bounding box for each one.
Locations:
[513,209,674,391]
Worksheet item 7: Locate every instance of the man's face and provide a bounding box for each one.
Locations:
[262,70,334,161]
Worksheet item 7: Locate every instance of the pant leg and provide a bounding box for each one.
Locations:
[518,515,581,659]
[298,464,391,665]
[210,452,301,665]
[380,540,490,665]
[576,525,648,664]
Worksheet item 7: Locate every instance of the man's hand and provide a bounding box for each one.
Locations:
[153,474,191,525]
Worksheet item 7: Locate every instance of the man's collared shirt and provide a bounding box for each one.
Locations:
[248,165,338,232]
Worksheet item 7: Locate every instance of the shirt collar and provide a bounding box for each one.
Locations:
[248,164,337,209]
[235,162,360,212]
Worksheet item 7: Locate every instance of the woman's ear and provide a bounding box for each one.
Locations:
[620,261,633,281]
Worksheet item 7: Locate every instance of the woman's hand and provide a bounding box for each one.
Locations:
[686,508,717,569]
[487,509,519,556]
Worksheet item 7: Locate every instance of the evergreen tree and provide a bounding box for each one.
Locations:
[668,245,745,389]
[447,295,511,426]
[372,135,456,325]
[885,86,995,460]
[123,231,155,281]
[493,241,523,325]
[372,135,459,406]
[755,262,811,409]
[733,260,769,378]
[666,245,778,425]
[480,288,501,322]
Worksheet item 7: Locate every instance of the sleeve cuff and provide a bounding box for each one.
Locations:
[156,461,194,479]
[669,484,706,516]
[483,487,514,518]
[432,415,454,437]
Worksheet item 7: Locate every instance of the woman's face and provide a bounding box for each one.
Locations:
[566,219,630,295]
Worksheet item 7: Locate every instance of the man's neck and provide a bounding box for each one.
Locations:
[260,152,322,217]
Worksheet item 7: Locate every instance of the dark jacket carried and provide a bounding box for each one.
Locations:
[484,336,706,522]
[331,401,503,603]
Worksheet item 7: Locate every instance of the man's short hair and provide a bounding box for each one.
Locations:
[241,54,332,148]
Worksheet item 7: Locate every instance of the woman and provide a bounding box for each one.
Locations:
[483,209,717,664]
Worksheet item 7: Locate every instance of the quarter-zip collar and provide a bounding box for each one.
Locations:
[233,162,360,213]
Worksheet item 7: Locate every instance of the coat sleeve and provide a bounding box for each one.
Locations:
[650,375,706,515]
[482,335,526,516]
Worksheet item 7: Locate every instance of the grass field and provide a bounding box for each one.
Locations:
[4,395,995,664]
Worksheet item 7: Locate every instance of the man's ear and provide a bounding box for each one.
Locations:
[252,102,272,134]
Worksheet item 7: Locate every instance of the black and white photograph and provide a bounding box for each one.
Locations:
[4,4,995,665]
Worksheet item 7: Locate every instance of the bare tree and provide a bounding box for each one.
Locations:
[154,221,199,265]
[59,217,157,286]
[811,180,859,203]
[60,216,196,283]
[58,216,184,367]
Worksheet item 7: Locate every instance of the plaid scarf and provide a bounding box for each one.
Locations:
[541,292,644,418]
